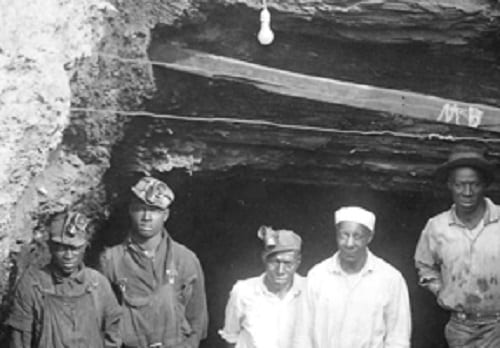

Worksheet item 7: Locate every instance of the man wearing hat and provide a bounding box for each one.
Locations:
[99,176,208,348]
[6,211,122,348]
[296,206,411,348]
[415,146,500,347]
[219,226,304,348]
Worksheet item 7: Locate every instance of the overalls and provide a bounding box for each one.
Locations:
[108,239,193,348]
[33,270,104,348]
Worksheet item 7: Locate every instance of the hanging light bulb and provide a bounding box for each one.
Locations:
[257,0,274,45]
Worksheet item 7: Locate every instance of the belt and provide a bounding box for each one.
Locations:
[452,311,500,322]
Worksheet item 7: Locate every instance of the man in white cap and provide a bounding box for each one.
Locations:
[100,176,208,348]
[415,146,500,347]
[295,206,411,348]
[219,226,304,348]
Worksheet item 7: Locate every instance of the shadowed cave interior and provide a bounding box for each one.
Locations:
[92,165,483,348]
[4,1,500,347]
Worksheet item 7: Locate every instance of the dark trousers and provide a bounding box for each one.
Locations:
[445,317,500,348]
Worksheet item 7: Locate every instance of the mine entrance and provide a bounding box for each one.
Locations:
[4,2,500,348]
[92,6,500,346]
[98,165,488,348]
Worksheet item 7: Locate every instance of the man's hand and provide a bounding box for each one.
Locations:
[420,277,442,297]
[427,280,442,297]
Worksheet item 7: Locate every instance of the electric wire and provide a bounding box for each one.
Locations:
[70,107,500,144]
[81,52,500,144]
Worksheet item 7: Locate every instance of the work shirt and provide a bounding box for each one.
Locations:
[295,251,411,348]
[415,197,500,314]
[100,231,208,348]
[219,274,305,348]
[6,264,122,348]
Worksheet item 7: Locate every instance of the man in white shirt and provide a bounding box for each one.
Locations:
[219,226,304,348]
[296,206,411,348]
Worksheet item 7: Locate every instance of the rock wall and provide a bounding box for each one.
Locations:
[0,0,111,302]
[0,0,202,314]
[219,0,500,44]
[0,0,499,340]
[1,0,499,291]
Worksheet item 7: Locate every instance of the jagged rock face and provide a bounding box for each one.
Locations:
[0,0,111,307]
[1,0,498,258]
[135,0,500,194]
[217,0,500,44]
[2,0,499,244]
[0,0,498,273]
[0,0,198,314]
[1,0,500,341]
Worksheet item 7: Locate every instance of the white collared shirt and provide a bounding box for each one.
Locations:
[295,251,411,348]
[219,273,305,348]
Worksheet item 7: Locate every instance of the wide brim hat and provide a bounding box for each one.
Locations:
[434,146,495,185]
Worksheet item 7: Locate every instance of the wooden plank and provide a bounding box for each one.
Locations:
[146,43,500,133]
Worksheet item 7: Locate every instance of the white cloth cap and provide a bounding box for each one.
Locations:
[335,206,376,232]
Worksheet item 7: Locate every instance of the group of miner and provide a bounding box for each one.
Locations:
[5,146,500,348]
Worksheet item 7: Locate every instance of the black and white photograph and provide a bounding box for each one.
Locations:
[1,1,500,347]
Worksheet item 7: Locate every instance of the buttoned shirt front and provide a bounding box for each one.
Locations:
[296,251,411,348]
[219,273,305,348]
[415,197,500,314]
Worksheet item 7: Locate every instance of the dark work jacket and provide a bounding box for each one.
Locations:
[100,232,208,348]
[6,265,122,348]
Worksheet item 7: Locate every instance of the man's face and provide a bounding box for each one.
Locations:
[129,199,169,239]
[49,241,87,276]
[448,167,485,214]
[336,221,372,265]
[264,250,301,290]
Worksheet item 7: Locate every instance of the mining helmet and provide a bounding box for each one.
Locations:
[257,226,302,258]
[48,211,90,247]
[131,176,175,209]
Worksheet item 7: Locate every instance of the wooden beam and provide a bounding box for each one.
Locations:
[112,117,500,193]
[147,43,500,133]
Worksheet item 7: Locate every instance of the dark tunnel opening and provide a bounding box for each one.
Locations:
[78,9,500,346]
[94,165,479,348]
[3,3,500,348]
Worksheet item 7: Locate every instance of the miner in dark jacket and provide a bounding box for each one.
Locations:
[100,176,208,348]
[6,211,122,348]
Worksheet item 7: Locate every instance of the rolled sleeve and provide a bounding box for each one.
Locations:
[384,273,411,348]
[9,329,32,348]
[100,277,122,348]
[414,220,442,292]
[218,283,243,344]
[183,256,208,347]
[291,274,315,348]
[6,273,36,333]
